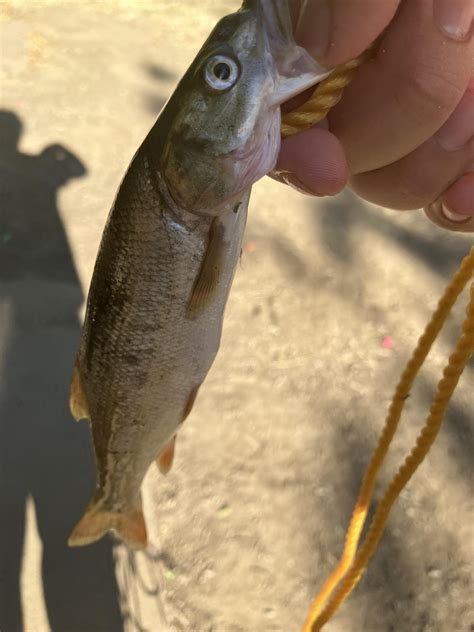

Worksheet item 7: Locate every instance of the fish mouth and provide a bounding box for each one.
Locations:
[259,0,332,105]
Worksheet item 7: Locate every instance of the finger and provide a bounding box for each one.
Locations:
[293,0,401,67]
[350,138,474,210]
[272,126,348,195]
[349,80,474,209]
[328,0,473,174]
[424,196,474,233]
[440,170,474,216]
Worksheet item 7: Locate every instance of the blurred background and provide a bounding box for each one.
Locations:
[0,1,472,630]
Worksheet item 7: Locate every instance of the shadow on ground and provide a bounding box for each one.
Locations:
[314,188,469,278]
[0,110,123,632]
[141,61,175,115]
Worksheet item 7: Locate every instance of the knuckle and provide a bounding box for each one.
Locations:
[396,61,466,123]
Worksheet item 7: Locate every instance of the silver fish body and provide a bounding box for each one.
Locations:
[80,155,248,506]
[68,0,326,548]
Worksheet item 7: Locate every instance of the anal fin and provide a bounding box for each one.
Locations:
[181,383,201,423]
[155,383,202,476]
[69,362,90,421]
[156,436,176,475]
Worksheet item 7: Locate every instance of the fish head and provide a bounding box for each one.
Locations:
[156,0,329,215]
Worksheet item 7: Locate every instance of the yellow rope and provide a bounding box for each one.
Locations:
[303,249,474,631]
[311,278,473,628]
[281,44,376,138]
[279,38,474,632]
[300,248,474,630]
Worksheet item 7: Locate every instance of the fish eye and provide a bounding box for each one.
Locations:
[204,55,239,91]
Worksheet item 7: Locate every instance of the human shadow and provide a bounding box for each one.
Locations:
[0,111,123,631]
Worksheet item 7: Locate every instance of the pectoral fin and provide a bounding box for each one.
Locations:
[69,363,90,421]
[156,436,176,475]
[187,211,237,318]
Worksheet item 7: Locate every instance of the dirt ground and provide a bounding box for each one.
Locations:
[0,2,472,631]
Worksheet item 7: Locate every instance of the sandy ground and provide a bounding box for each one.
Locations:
[0,2,472,631]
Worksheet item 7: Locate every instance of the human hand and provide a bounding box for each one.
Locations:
[275,0,474,232]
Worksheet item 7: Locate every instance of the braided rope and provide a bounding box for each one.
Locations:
[302,248,474,631]
[281,45,376,137]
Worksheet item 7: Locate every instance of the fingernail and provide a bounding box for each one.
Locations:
[434,0,473,41]
[295,0,331,62]
[441,203,472,223]
[283,173,316,195]
[435,78,474,151]
[273,169,317,195]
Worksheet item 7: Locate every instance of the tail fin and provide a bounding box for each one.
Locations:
[68,499,147,549]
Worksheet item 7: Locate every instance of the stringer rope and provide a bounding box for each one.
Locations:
[300,248,474,630]
[281,42,377,137]
[303,249,474,631]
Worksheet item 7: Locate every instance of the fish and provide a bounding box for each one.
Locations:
[68,0,328,549]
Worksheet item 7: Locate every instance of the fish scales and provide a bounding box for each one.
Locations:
[78,152,247,509]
